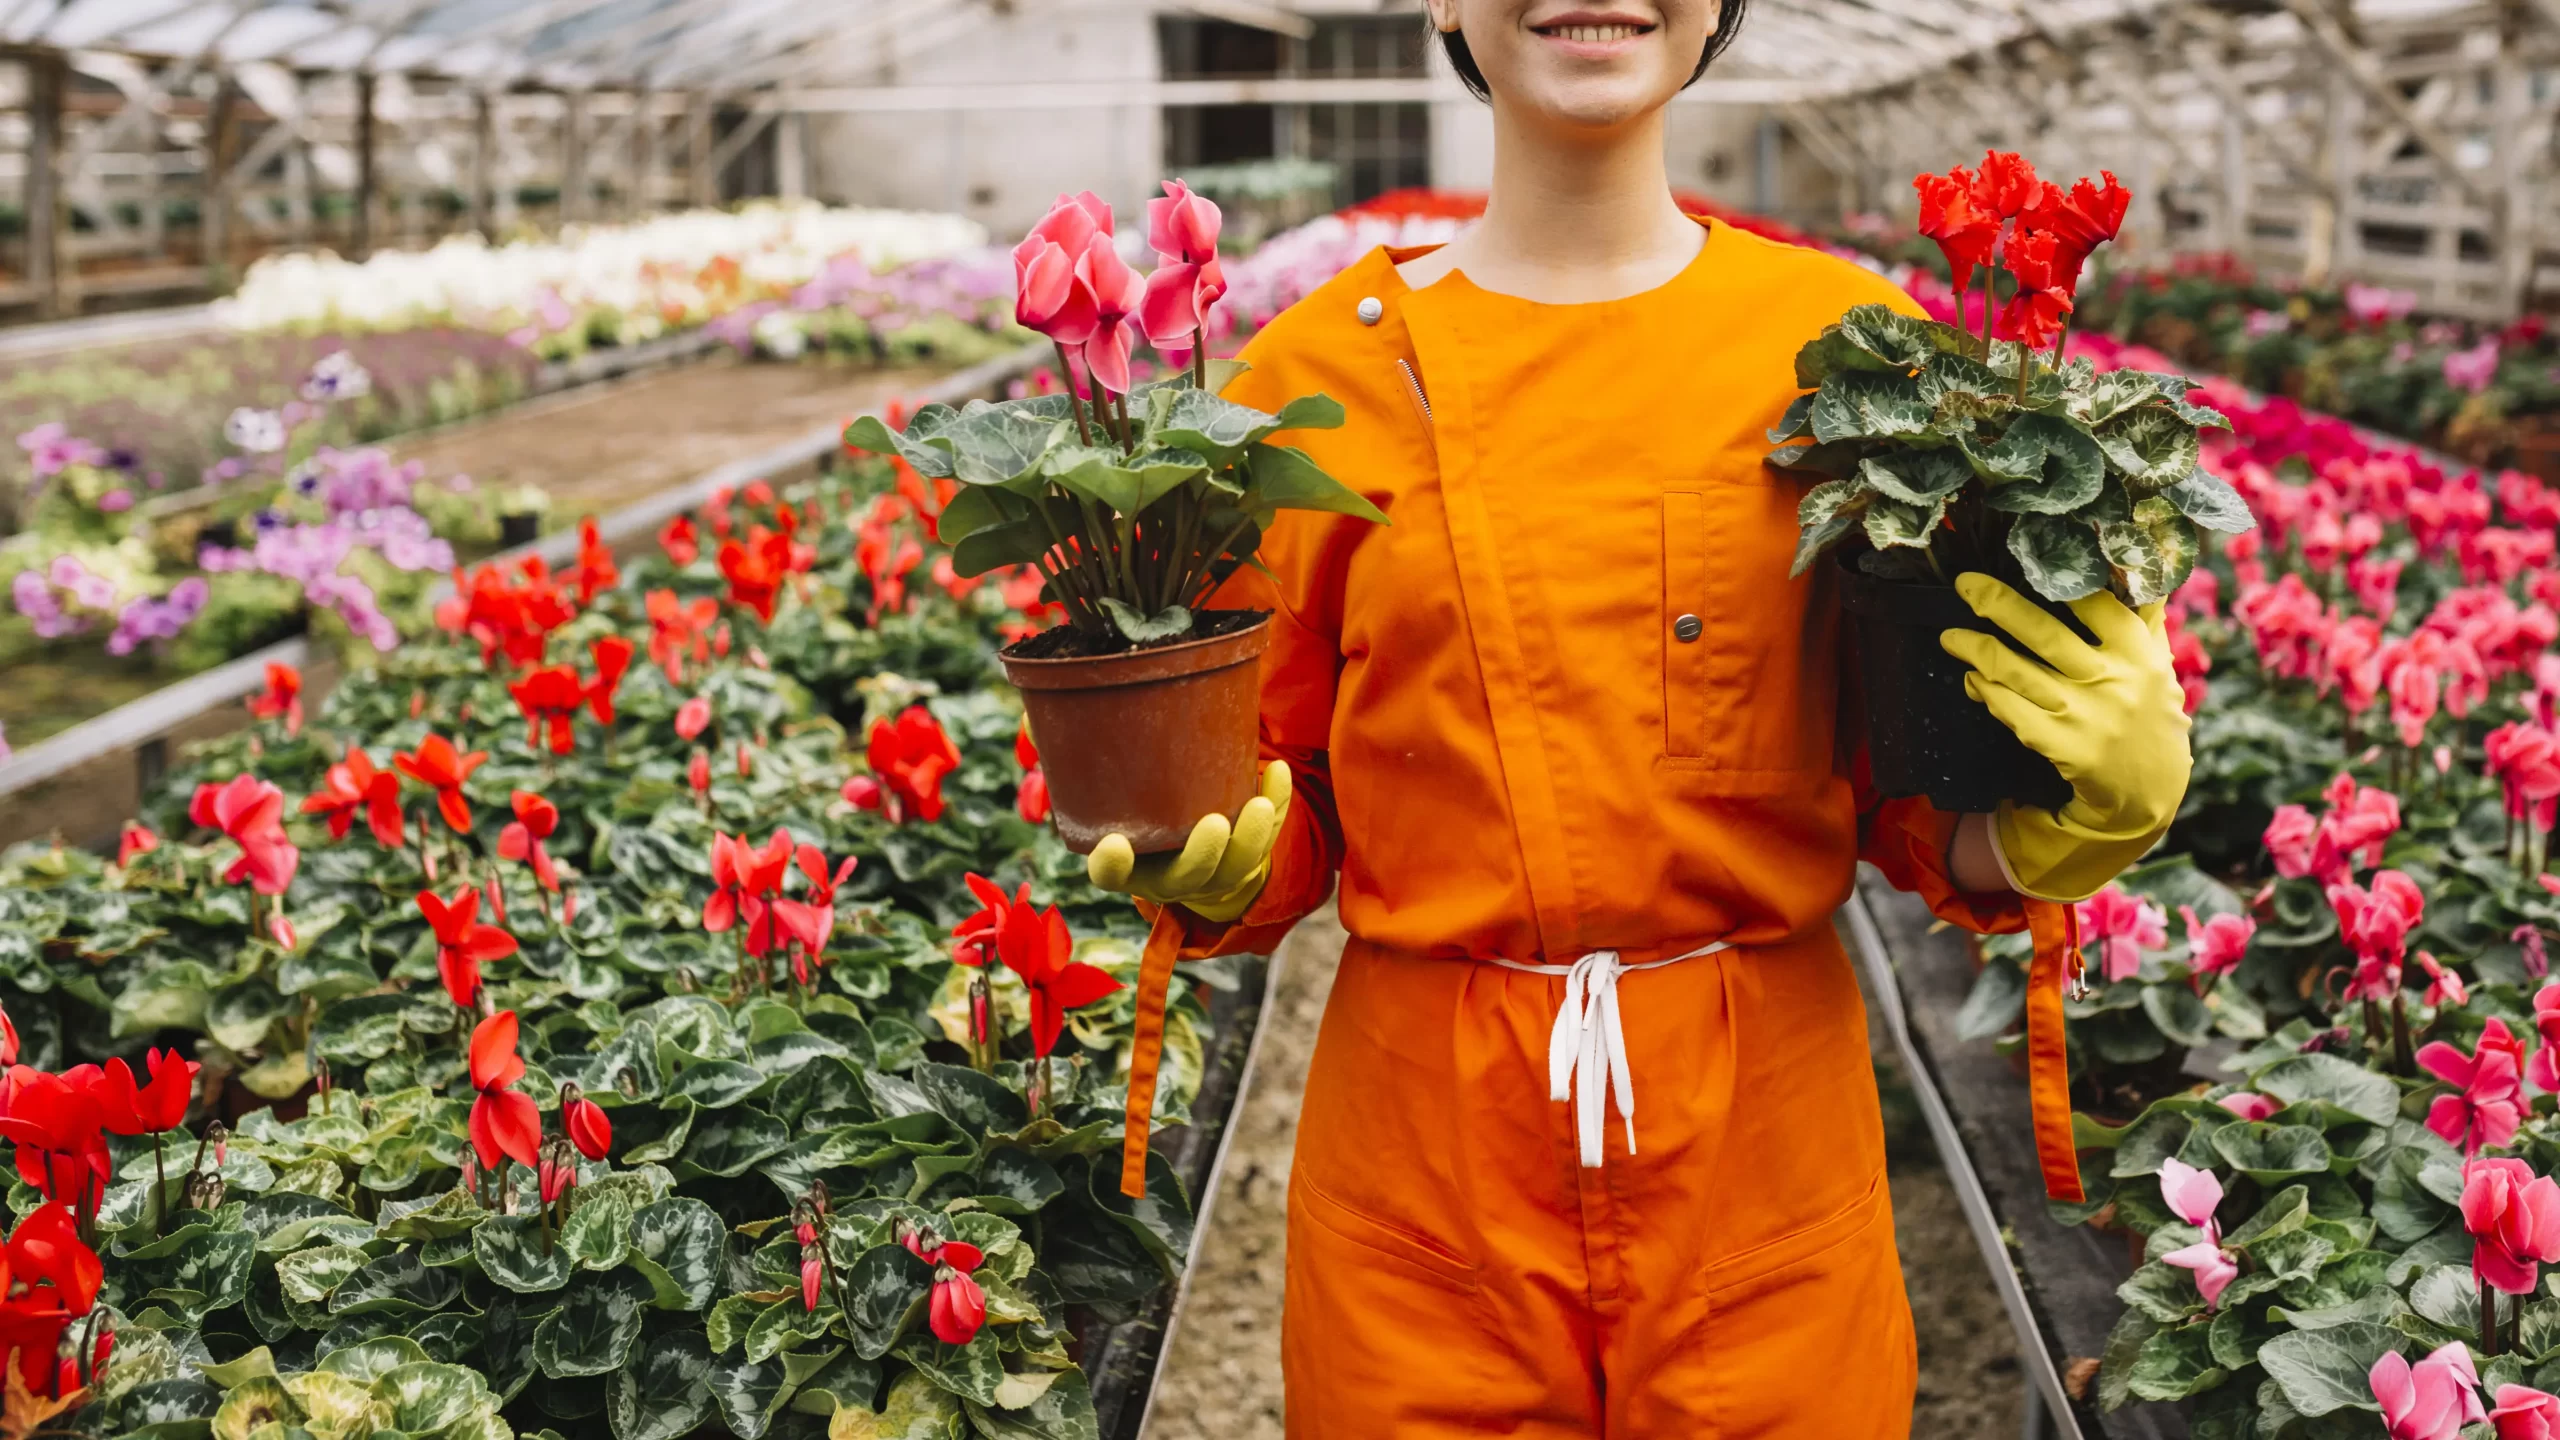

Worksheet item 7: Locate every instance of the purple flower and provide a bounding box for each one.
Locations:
[2445,338,2502,395]
[106,578,209,656]
[13,568,83,639]
[16,422,107,479]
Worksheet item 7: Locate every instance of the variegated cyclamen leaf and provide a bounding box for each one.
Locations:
[1915,351,2008,410]
[934,409,1070,491]
[1764,439,1866,478]
[2007,513,2109,602]
[1808,372,1934,444]
[1766,392,1816,444]
[2163,466,2258,534]
[1980,414,2106,514]
[473,1214,573,1293]
[2100,497,2202,607]
[1856,449,1972,505]
[2096,408,2204,488]
[627,1196,724,1311]
[841,409,956,481]
[607,1331,717,1440]
[2072,369,2169,426]
[1860,494,1947,552]
[1789,479,1865,577]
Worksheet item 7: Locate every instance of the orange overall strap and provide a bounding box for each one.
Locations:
[1118,905,1186,1199]
[2022,897,2086,1203]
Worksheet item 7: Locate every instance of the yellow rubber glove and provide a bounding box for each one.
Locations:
[1085,761,1292,923]
[1938,573,2192,904]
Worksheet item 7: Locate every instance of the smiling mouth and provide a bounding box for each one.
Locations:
[1533,18,1656,43]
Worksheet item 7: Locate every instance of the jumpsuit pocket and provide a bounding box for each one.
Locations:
[1697,1176,1915,1434]
[1662,491,1710,758]
[1292,1173,1479,1291]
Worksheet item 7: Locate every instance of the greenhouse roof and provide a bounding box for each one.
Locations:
[0,0,2329,99]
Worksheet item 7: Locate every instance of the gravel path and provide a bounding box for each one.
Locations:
[1142,907,2024,1438]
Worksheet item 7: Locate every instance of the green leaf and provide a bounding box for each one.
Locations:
[678,1106,789,1179]
[1789,479,1864,578]
[915,1063,1031,1136]
[2209,1123,2332,1185]
[669,1059,768,1109]
[975,1148,1067,1214]
[2253,1054,2401,1127]
[628,1196,724,1310]
[2258,1320,2398,1416]
[1151,388,1285,467]
[841,1244,935,1361]
[2097,407,2204,487]
[832,1372,962,1440]
[843,410,956,480]
[933,484,1020,548]
[607,1330,717,1440]
[1808,372,1933,444]
[2141,983,2214,1048]
[2126,1322,2227,1403]
[2100,496,2201,607]
[967,1370,1100,1440]
[369,1362,489,1435]
[1767,393,1817,444]
[2407,1265,2480,1335]
[329,1250,459,1316]
[315,1336,432,1385]
[934,407,1070,491]
[531,1271,653,1378]
[1860,494,1947,552]
[1857,449,1971,505]
[2163,466,2257,535]
[894,1331,1004,1407]
[473,1213,575,1293]
[1242,443,1389,525]
[1098,599,1193,644]
[561,1189,637,1270]
[2005,514,2107,601]
[1979,414,2106,514]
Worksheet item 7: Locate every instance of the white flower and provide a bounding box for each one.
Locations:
[752,311,808,359]
[225,407,287,454]
[301,349,374,402]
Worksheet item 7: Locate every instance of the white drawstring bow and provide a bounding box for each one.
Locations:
[1493,941,1729,1168]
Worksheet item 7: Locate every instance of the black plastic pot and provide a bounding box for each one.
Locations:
[1838,552,2079,814]
[499,511,542,547]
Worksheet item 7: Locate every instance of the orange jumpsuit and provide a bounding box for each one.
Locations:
[1141,221,2030,1435]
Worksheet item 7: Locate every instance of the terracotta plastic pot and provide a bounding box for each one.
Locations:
[1000,614,1272,855]
[1838,553,2079,814]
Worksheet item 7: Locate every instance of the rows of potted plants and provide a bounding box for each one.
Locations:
[1824,155,2560,1436]
[212,204,989,364]
[0,432,1226,1439]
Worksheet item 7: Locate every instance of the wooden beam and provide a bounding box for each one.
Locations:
[561,89,587,223]
[353,70,378,257]
[204,74,237,287]
[25,49,66,320]
[685,93,714,207]
[470,89,494,237]
[2278,0,2495,210]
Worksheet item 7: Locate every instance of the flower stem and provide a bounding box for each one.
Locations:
[1054,343,1093,447]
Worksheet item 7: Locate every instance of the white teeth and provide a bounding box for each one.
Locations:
[1547,23,1644,42]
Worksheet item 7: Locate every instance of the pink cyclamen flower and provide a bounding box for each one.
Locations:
[2491,1384,2560,1439]
[2419,1018,2529,1155]
[675,695,712,741]
[2373,1342,2485,1440]
[2158,1157,2223,1234]
[2216,1091,2282,1121]
[2160,1236,2238,1311]
[2531,983,2560,1092]
[2414,951,2468,1009]
[1148,179,1221,266]
[2331,870,2425,997]
[2444,337,2502,395]
[2462,1157,2560,1295]
[2179,905,2254,981]
[1074,235,1146,399]
[2265,804,2321,878]
[1139,181,1228,354]
[2076,885,2168,983]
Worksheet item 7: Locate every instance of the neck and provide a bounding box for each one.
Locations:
[1476,103,1687,272]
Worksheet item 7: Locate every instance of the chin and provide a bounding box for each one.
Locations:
[1514,73,1680,129]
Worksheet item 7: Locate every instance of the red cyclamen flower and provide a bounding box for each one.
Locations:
[467,1012,541,1171]
[418,887,518,1009]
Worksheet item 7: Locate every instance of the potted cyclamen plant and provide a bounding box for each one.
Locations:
[1780,153,2256,812]
[848,182,1385,853]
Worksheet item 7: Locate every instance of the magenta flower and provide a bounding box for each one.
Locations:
[2372,1342,2484,1440]
[2461,1157,2560,1295]
[2444,337,2501,394]
[2414,951,2469,1010]
[2490,1384,2560,1438]
[2527,982,2560,1092]
[1075,235,1145,398]
[2419,1017,2528,1155]
[2264,804,2321,878]
[2076,885,2167,983]
[2178,905,2254,980]
[2330,869,2424,1000]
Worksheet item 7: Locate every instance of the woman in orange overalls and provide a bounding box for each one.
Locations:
[1086,2,2193,1433]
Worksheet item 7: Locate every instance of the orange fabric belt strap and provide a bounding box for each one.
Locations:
[1119,906,1187,1199]
[2022,897,2085,1204]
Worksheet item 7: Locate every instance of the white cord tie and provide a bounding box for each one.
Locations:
[1492,941,1729,1168]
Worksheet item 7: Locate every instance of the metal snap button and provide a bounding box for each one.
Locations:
[1356,296,1384,325]
[1673,614,1703,642]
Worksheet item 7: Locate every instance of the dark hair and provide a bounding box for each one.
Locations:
[1436,3,1751,101]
